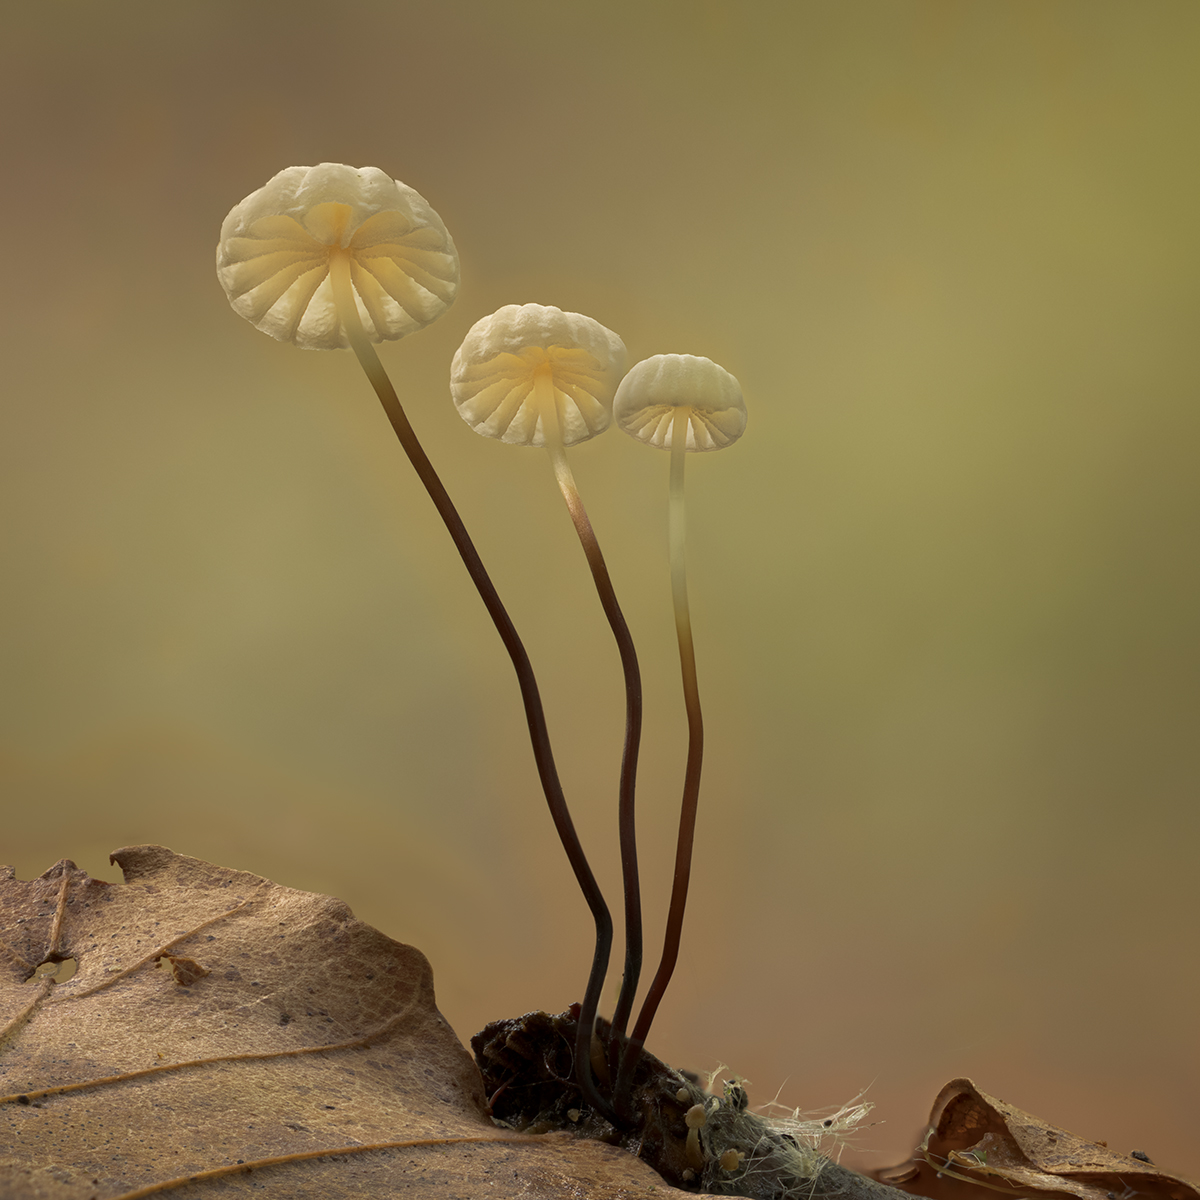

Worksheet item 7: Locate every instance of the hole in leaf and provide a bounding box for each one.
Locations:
[31,957,77,983]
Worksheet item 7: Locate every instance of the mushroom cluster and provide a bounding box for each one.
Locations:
[217,165,747,1126]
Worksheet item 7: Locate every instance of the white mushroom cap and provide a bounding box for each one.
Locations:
[450,303,627,448]
[216,163,459,350]
[612,354,746,451]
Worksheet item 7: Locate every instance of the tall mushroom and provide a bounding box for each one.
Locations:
[610,353,747,1101]
[450,303,645,1099]
[216,170,614,1094]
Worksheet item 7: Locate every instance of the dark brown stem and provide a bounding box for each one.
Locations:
[329,257,615,1118]
[540,377,643,1092]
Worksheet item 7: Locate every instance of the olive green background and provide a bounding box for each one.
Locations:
[3,0,1197,1178]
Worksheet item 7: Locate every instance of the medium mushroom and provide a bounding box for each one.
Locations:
[216,170,614,1087]
[216,162,458,349]
[451,303,646,1097]
[610,353,747,1097]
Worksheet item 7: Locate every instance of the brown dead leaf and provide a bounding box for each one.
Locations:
[874,1078,1199,1200]
[0,846,723,1199]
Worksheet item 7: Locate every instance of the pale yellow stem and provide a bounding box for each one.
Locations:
[669,407,698,706]
[621,405,704,1092]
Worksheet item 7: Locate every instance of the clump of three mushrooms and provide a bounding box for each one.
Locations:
[217,163,746,1122]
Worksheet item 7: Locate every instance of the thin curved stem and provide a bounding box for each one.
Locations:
[327,255,615,1118]
[536,372,644,1090]
[617,407,704,1103]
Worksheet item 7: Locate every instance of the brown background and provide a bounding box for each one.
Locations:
[3,0,1197,1179]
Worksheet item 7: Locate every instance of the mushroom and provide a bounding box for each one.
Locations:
[684,1102,708,1169]
[216,162,458,350]
[216,173,614,1108]
[610,354,747,1093]
[451,303,646,1088]
[719,1148,745,1173]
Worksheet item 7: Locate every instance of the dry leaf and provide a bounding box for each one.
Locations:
[0,846,728,1199]
[874,1078,1199,1200]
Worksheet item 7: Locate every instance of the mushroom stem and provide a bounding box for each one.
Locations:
[327,255,615,1117]
[536,370,645,1075]
[617,406,705,1098]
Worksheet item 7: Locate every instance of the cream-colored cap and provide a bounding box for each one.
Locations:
[450,303,627,448]
[612,354,746,451]
[216,163,459,350]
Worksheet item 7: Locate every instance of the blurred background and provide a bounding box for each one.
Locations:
[3,0,1197,1179]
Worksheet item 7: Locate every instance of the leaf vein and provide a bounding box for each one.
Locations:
[1,994,422,1104]
[0,937,36,974]
[57,894,260,1002]
[47,870,71,959]
[0,975,52,1050]
[105,1134,539,1200]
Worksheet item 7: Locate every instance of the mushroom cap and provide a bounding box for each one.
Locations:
[612,354,746,451]
[450,304,627,448]
[216,163,459,351]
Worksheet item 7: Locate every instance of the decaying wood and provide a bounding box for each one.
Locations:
[475,1007,911,1200]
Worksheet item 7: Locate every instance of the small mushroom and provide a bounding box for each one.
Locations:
[613,354,746,453]
[451,303,646,1081]
[216,162,458,350]
[451,303,624,447]
[217,177,616,1122]
[684,1102,708,1169]
[612,354,747,1088]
